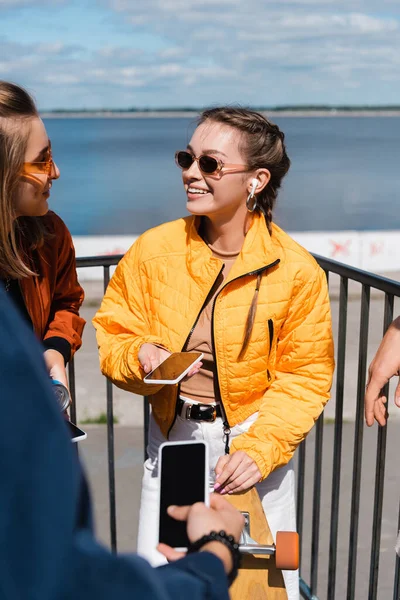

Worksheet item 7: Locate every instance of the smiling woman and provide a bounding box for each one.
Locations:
[0,80,85,399]
[93,105,335,600]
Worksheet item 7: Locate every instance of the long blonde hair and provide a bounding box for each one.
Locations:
[0,80,47,279]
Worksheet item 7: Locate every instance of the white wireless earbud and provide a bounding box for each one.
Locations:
[251,178,258,195]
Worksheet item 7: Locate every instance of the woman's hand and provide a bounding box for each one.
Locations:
[157,493,244,574]
[138,343,171,374]
[214,451,261,494]
[365,315,400,426]
[44,349,68,388]
[138,344,202,379]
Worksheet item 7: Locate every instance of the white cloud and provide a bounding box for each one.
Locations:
[2,0,400,107]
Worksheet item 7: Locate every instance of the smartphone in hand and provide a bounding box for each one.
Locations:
[158,440,209,551]
[144,352,203,385]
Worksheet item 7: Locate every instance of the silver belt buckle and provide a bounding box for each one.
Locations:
[183,402,217,421]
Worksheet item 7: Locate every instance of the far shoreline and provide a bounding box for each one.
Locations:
[42,110,400,119]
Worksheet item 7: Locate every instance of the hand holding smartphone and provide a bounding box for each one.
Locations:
[158,440,209,550]
[144,352,203,385]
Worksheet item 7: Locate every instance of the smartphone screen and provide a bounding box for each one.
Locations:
[159,441,208,549]
[67,421,87,443]
[144,352,203,384]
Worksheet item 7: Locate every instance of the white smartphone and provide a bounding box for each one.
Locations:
[158,440,209,551]
[144,352,203,385]
[67,421,87,443]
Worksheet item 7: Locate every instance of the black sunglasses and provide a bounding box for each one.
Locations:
[175,150,247,176]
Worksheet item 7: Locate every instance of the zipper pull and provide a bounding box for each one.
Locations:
[223,421,231,455]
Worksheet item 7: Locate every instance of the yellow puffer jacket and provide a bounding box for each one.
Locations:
[93,212,334,480]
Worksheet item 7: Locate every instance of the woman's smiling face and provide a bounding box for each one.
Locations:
[182,121,251,220]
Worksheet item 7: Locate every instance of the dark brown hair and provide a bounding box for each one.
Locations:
[198,106,290,359]
[0,80,47,279]
[198,106,290,234]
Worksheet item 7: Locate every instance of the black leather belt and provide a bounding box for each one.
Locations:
[177,398,222,422]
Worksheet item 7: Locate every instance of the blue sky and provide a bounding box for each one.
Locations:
[1,0,400,109]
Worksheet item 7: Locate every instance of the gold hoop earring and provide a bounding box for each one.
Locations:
[246,190,258,212]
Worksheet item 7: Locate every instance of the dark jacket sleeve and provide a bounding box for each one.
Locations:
[0,285,229,600]
[61,534,229,600]
[43,212,85,358]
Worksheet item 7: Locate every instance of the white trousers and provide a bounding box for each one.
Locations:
[137,408,299,600]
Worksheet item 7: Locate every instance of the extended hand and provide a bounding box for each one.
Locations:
[365,316,400,426]
[214,450,261,494]
[157,493,244,574]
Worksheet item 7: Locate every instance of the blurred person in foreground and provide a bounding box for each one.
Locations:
[0,282,244,600]
[0,80,84,392]
[94,106,335,600]
[365,315,400,427]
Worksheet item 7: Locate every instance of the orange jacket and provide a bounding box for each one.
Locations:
[19,211,85,359]
[93,213,334,479]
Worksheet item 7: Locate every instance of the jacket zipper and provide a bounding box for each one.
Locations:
[167,266,225,437]
[210,258,280,431]
[167,257,280,438]
[267,318,274,382]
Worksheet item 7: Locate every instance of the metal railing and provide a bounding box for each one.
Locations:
[71,253,400,600]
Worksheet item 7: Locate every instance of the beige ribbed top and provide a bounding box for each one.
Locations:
[180,243,240,404]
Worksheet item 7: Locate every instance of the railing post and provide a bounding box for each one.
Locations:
[368,293,394,599]
[347,284,370,599]
[103,265,117,552]
[310,414,324,595]
[68,357,77,425]
[394,502,400,600]
[297,441,306,575]
[143,397,150,461]
[327,276,348,600]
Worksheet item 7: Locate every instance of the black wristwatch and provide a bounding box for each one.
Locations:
[187,530,242,585]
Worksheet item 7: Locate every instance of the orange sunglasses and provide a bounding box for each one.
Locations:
[22,141,55,176]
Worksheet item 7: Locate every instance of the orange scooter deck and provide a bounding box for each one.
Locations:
[226,488,291,600]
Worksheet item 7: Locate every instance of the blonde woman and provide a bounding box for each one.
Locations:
[0,81,85,388]
[94,107,335,599]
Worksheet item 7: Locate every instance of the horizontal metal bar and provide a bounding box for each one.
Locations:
[75,253,400,297]
[76,254,124,268]
[313,254,400,295]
